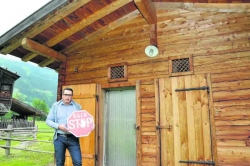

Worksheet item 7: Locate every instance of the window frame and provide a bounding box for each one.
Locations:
[169,55,194,77]
[108,63,128,83]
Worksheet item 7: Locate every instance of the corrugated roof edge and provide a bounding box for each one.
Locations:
[0,0,69,47]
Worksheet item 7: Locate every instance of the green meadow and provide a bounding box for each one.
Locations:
[0,121,55,166]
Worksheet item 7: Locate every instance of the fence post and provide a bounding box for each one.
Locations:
[5,124,13,156]
[33,125,38,140]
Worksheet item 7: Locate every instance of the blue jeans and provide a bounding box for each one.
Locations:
[54,135,82,166]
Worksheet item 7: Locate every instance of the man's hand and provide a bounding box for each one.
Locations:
[58,124,69,132]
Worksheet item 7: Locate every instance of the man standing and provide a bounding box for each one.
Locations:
[46,87,82,166]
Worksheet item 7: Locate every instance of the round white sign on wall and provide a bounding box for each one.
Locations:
[145,45,159,57]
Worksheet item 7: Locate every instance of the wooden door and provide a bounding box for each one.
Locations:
[159,74,214,166]
[63,84,97,166]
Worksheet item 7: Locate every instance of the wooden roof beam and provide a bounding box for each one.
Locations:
[134,0,157,46]
[45,0,133,47]
[149,24,157,47]
[0,0,91,55]
[63,10,140,55]
[20,0,132,63]
[21,52,39,62]
[38,59,55,67]
[154,2,250,12]
[134,0,156,24]
[21,38,66,62]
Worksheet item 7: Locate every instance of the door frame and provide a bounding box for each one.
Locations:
[97,82,141,166]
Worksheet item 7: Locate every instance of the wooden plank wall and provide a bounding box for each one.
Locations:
[211,71,250,166]
[156,9,250,166]
[64,8,250,166]
[139,79,157,166]
[65,15,168,85]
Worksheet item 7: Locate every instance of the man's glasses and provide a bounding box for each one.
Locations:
[63,94,72,97]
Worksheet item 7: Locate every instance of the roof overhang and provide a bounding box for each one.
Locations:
[10,98,47,117]
[0,66,20,81]
[0,0,249,70]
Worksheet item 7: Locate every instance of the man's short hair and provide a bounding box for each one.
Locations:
[63,87,73,95]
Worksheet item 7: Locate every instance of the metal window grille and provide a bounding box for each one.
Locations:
[110,66,125,79]
[172,58,190,73]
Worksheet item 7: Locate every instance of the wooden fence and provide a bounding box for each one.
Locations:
[0,125,54,156]
[0,119,34,129]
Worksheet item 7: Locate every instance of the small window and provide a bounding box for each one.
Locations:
[0,84,11,99]
[108,63,128,82]
[169,55,193,76]
[1,84,11,91]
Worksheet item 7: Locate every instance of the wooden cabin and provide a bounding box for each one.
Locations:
[0,67,20,116]
[0,98,47,128]
[0,0,249,165]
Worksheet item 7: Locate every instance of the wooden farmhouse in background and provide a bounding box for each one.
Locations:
[0,67,20,116]
[0,67,46,128]
[0,0,250,165]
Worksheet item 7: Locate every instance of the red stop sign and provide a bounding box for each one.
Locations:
[67,110,95,137]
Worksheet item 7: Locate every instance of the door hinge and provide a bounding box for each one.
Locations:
[95,95,99,102]
[175,86,209,94]
[179,160,214,165]
[95,154,98,160]
[134,124,140,130]
[156,125,172,131]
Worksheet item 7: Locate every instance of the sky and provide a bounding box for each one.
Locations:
[0,0,51,36]
[0,0,51,60]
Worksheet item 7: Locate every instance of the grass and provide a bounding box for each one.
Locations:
[0,121,55,166]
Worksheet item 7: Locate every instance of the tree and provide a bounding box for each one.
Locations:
[32,98,49,120]
[13,89,27,102]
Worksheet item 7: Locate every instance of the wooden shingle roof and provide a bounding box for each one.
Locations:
[10,98,47,117]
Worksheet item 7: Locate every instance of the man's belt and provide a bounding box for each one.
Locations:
[57,133,74,137]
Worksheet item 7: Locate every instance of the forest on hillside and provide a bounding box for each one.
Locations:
[0,55,58,116]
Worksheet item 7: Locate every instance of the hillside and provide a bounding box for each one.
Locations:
[0,55,58,108]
